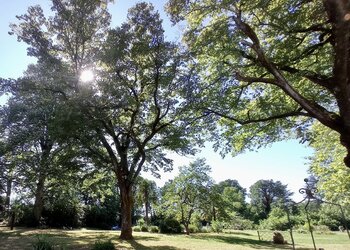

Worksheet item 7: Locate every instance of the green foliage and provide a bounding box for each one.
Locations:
[148,225,159,233]
[160,159,213,234]
[140,225,148,232]
[132,226,141,232]
[229,216,255,230]
[92,240,115,250]
[32,235,59,250]
[159,218,182,234]
[309,122,350,205]
[210,221,224,233]
[249,180,292,219]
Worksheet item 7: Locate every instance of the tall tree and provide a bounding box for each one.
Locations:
[5,0,200,239]
[249,179,292,219]
[161,158,213,235]
[166,0,350,168]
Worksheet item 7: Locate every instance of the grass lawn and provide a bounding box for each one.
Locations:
[0,227,349,250]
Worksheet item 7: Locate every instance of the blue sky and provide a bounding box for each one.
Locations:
[0,0,314,201]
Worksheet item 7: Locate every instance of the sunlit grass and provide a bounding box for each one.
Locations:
[0,228,349,250]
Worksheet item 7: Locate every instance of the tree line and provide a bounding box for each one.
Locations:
[0,0,350,239]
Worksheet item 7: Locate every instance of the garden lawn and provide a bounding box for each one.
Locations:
[0,228,349,250]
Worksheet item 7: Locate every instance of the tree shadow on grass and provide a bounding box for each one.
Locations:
[127,239,182,250]
[191,234,310,249]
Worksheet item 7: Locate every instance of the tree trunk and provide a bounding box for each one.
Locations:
[119,181,133,240]
[33,173,46,226]
[212,206,216,221]
[184,223,190,235]
[145,200,149,224]
[5,178,12,210]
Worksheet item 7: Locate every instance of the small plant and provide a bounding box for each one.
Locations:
[92,240,115,250]
[132,226,141,232]
[149,225,159,233]
[32,234,56,250]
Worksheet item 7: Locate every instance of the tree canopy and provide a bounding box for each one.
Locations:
[166,0,350,168]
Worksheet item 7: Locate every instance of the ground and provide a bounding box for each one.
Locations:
[0,227,349,250]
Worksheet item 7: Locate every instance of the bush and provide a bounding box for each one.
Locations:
[211,221,224,233]
[92,240,115,250]
[188,224,199,233]
[32,234,57,250]
[230,217,254,230]
[159,218,182,234]
[149,226,159,233]
[140,225,148,232]
[132,226,141,232]
[314,225,332,234]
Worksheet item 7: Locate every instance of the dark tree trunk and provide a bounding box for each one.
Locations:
[33,173,46,226]
[184,224,190,235]
[145,200,149,224]
[119,181,133,240]
[5,178,12,210]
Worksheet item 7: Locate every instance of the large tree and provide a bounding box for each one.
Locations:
[5,0,200,239]
[166,0,350,168]
[249,179,292,219]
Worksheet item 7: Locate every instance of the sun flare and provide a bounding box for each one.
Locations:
[80,69,94,83]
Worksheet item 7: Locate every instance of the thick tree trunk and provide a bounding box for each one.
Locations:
[33,173,46,226]
[119,181,133,240]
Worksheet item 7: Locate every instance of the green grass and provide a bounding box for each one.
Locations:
[0,228,349,250]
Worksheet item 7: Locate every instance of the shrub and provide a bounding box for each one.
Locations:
[230,217,254,230]
[149,226,159,233]
[211,221,224,233]
[132,226,141,232]
[188,224,199,233]
[32,235,56,250]
[92,240,115,250]
[140,225,148,232]
[159,218,182,234]
[314,225,331,234]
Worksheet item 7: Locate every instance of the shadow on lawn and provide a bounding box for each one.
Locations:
[127,239,181,250]
[191,234,308,249]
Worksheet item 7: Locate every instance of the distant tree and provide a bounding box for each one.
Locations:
[249,179,292,219]
[134,178,158,224]
[209,179,246,222]
[166,0,350,169]
[161,158,213,235]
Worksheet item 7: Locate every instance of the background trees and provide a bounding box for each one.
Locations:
[166,0,350,169]
[160,159,213,234]
[249,179,293,220]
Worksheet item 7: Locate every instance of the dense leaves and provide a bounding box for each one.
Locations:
[166,0,350,168]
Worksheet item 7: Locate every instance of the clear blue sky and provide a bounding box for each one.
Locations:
[0,0,314,201]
